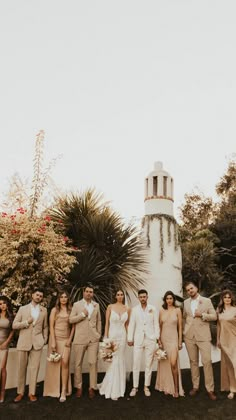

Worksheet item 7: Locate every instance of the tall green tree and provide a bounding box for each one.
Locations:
[212,159,236,292]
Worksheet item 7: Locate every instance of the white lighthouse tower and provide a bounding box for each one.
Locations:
[142,161,183,308]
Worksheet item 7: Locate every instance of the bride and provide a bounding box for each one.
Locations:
[99,289,130,400]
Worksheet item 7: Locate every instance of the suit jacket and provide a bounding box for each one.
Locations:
[69,300,102,345]
[183,296,217,342]
[127,304,160,346]
[13,303,48,351]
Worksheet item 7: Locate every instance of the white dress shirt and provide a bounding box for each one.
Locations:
[82,299,94,320]
[30,303,40,326]
[190,295,200,317]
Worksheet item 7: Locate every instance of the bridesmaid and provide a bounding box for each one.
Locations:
[0,296,14,403]
[217,289,236,399]
[155,290,184,398]
[43,290,74,402]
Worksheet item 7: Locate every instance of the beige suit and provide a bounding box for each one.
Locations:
[69,299,101,389]
[13,303,48,395]
[183,296,217,392]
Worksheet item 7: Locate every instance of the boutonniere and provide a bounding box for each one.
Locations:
[148,309,153,313]
[199,300,203,305]
[92,302,97,307]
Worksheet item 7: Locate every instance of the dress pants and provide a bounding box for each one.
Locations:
[184,337,214,392]
[133,337,156,388]
[74,342,99,389]
[17,348,42,395]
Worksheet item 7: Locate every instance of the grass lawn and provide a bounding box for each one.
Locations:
[0,363,235,420]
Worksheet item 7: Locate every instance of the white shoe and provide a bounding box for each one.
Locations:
[144,387,151,397]
[228,392,234,400]
[59,393,66,403]
[129,388,138,397]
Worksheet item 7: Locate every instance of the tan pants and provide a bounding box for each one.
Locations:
[74,342,99,389]
[185,337,214,392]
[17,349,42,395]
[133,337,156,388]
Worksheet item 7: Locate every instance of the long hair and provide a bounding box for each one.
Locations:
[113,289,125,305]
[218,289,235,314]
[0,295,14,326]
[55,290,72,315]
[162,291,177,310]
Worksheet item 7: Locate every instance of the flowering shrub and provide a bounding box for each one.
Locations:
[0,208,77,306]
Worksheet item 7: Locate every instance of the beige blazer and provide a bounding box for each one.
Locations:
[69,300,102,345]
[183,296,217,341]
[13,304,48,351]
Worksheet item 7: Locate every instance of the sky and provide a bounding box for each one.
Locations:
[0,1,235,222]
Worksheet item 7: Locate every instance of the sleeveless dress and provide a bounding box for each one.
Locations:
[218,307,236,392]
[0,318,10,381]
[155,309,184,396]
[99,310,128,399]
[43,313,72,397]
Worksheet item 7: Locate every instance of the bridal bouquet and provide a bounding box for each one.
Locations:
[100,338,118,363]
[47,351,62,363]
[154,345,167,361]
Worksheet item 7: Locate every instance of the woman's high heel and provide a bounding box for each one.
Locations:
[59,392,66,403]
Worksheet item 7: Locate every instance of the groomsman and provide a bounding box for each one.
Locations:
[128,289,159,397]
[69,285,101,399]
[13,288,48,402]
[183,281,217,400]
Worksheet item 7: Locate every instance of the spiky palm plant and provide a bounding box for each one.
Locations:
[49,189,148,314]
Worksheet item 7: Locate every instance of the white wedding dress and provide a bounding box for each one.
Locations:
[99,310,128,400]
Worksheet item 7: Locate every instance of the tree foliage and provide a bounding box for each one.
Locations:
[49,189,148,314]
[179,159,236,296]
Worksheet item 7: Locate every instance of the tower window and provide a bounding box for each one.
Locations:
[145,178,148,197]
[153,176,157,196]
[163,176,167,197]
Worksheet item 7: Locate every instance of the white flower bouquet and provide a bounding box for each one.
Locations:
[99,338,118,363]
[154,344,167,361]
[47,351,62,363]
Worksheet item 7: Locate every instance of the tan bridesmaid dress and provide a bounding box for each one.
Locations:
[0,318,10,380]
[218,306,236,392]
[155,309,184,396]
[43,313,72,397]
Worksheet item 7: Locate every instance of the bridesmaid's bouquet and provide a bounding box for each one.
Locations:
[100,338,118,363]
[47,351,62,363]
[154,344,167,361]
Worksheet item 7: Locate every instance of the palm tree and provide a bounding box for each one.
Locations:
[49,189,148,315]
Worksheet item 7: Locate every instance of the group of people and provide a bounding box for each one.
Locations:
[0,281,235,404]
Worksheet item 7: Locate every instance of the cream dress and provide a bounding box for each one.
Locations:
[99,310,128,399]
[0,318,10,381]
[218,306,236,392]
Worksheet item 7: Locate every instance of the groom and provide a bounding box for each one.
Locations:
[128,289,159,397]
